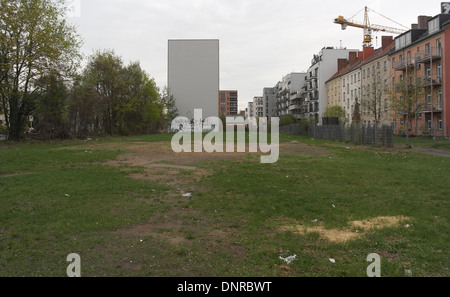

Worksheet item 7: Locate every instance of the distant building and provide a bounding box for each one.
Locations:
[219,90,238,117]
[275,73,306,117]
[253,96,264,117]
[168,39,219,120]
[246,102,254,118]
[263,87,277,119]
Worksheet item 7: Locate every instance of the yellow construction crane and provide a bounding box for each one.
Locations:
[334,6,408,47]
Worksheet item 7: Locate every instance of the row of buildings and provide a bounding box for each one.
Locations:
[246,8,450,138]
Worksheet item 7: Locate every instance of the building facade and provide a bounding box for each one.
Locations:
[168,39,219,120]
[390,14,450,137]
[326,37,395,126]
[246,102,254,118]
[219,90,238,117]
[360,38,394,126]
[301,47,359,124]
[275,73,306,117]
[252,96,264,118]
[263,87,277,119]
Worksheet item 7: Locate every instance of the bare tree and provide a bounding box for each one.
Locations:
[391,73,425,147]
[362,72,391,125]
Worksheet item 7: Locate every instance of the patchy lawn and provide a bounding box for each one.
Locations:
[0,133,449,277]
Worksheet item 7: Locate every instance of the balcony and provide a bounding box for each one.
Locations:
[421,104,443,113]
[422,76,443,87]
[394,58,414,71]
[289,104,303,111]
[415,47,442,64]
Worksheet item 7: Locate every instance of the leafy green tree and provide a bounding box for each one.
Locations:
[279,114,297,126]
[0,0,81,140]
[69,51,163,136]
[160,86,179,123]
[34,72,69,138]
[324,105,346,124]
[82,49,124,135]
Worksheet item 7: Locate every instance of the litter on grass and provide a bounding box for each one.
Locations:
[279,255,297,265]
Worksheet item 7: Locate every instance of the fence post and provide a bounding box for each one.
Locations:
[374,125,377,146]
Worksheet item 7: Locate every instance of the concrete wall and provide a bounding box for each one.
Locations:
[168,39,219,119]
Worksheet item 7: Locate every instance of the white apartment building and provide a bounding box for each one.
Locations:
[252,96,264,118]
[275,73,306,117]
[302,47,359,124]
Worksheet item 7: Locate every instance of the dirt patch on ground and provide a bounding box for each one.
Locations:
[280,141,331,156]
[64,140,329,187]
[412,147,450,158]
[115,207,202,246]
[279,216,411,243]
[0,172,36,178]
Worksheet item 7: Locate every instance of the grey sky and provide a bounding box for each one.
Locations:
[68,0,444,110]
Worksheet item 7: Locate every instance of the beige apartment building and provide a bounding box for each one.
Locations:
[326,37,394,126]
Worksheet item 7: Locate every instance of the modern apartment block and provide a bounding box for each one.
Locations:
[263,87,277,119]
[219,90,238,117]
[168,39,219,120]
[252,96,264,117]
[390,13,450,137]
[301,47,359,124]
[275,73,306,117]
[246,102,254,118]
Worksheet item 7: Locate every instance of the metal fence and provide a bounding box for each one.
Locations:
[280,123,394,148]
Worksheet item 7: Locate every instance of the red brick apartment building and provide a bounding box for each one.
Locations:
[390,14,450,137]
[219,91,238,117]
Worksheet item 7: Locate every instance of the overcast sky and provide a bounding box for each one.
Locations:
[68,0,445,110]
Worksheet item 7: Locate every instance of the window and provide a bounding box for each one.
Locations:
[438,89,442,110]
[426,65,431,79]
[384,61,387,71]
[437,63,442,81]
[426,114,432,130]
[438,115,443,131]
[426,93,432,104]
[429,18,440,34]
[425,43,430,54]
[437,39,442,56]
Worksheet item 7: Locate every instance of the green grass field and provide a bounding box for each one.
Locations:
[0,133,449,277]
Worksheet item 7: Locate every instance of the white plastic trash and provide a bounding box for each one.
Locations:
[279,255,297,265]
